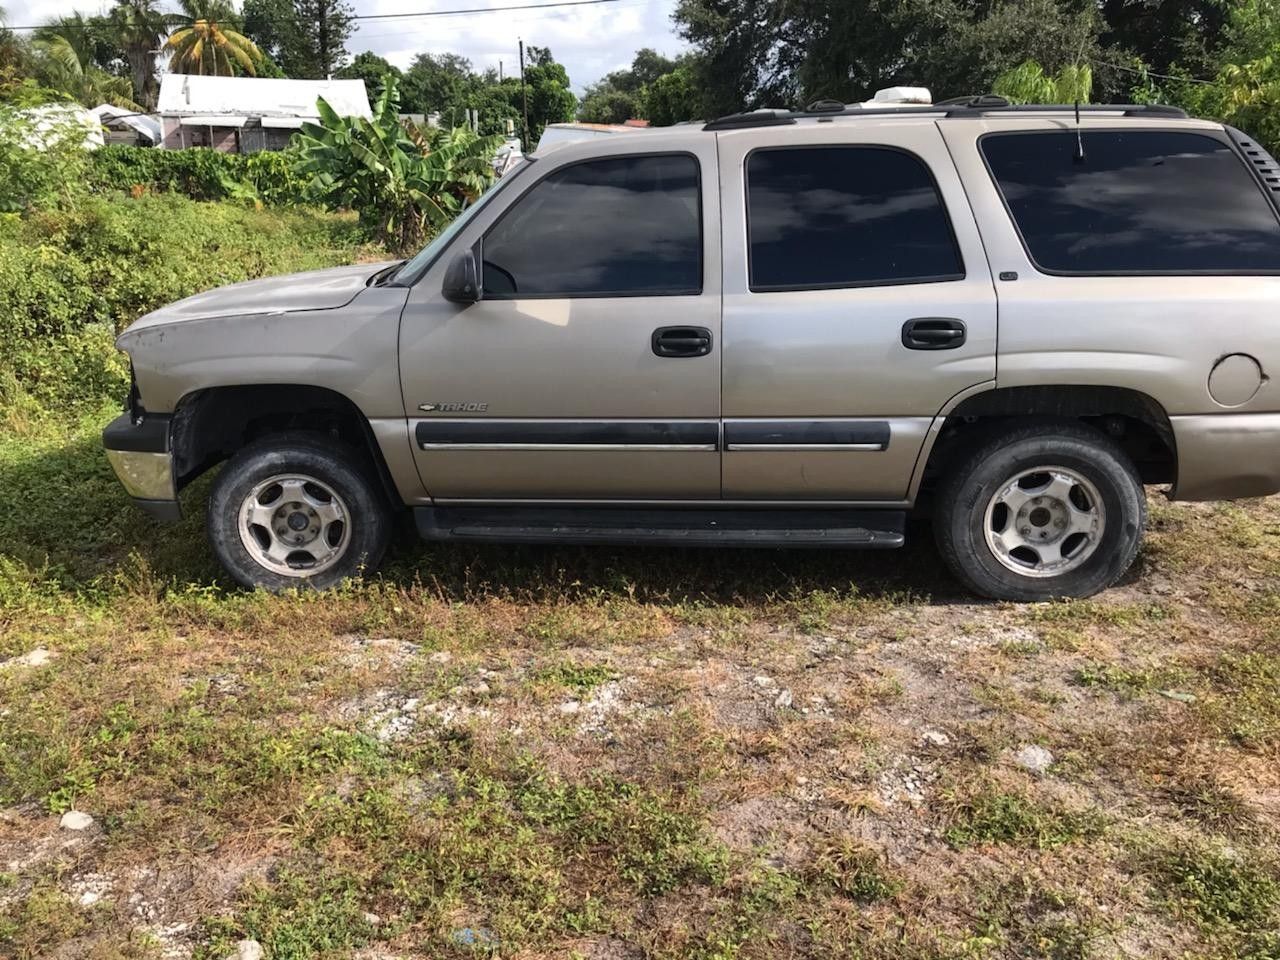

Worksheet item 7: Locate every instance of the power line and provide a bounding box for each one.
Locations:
[2,0,626,32]
[1088,56,1217,86]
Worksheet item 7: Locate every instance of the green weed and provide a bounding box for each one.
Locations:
[944,789,1105,849]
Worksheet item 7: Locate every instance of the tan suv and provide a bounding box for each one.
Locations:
[103,97,1280,600]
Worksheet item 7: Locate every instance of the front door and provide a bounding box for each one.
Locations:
[716,120,998,501]
[399,143,722,501]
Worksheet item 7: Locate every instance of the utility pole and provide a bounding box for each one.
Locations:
[518,39,530,151]
[318,0,330,78]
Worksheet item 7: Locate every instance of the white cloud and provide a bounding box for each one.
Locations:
[5,0,687,91]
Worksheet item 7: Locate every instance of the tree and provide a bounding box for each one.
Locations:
[578,86,638,123]
[165,0,261,76]
[644,65,700,125]
[287,0,355,78]
[577,47,687,123]
[1099,0,1230,79]
[673,0,1103,112]
[337,51,400,100]
[34,15,137,108]
[242,0,353,78]
[294,73,502,250]
[108,0,168,109]
[241,0,293,67]
[521,46,575,144]
[631,47,678,88]
[401,52,474,119]
[993,60,1093,103]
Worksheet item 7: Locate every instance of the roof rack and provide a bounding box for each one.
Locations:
[702,99,1189,131]
[702,110,797,131]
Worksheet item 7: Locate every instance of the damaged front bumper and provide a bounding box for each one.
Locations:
[102,411,182,522]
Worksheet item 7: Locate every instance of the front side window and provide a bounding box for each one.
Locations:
[746,146,964,291]
[482,153,702,298]
[982,130,1280,274]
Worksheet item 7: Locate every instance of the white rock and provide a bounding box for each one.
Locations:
[363,911,383,926]
[774,689,793,709]
[1012,744,1055,774]
[753,675,776,689]
[79,890,101,907]
[60,810,94,831]
[229,940,263,960]
[558,700,581,715]
[921,729,951,747]
[428,651,451,664]
[1,647,55,669]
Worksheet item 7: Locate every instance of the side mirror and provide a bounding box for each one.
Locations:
[442,249,479,304]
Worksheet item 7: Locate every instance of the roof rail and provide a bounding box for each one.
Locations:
[946,102,1189,118]
[702,99,1189,131]
[703,110,797,131]
[936,94,1010,108]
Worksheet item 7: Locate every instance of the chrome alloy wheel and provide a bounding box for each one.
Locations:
[982,467,1105,578]
[237,474,351,578]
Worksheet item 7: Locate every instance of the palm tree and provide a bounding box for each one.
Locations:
[164,0,261,77]
[109,0,168,109]
[35,14,139,108]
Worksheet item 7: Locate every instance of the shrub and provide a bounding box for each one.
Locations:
[0,104,91,212]
[88,145,311,206]
[0,193,374,410]
[295,74,502,251]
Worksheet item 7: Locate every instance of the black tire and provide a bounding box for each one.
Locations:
[206,434,392,591]
[934,422,1146,601]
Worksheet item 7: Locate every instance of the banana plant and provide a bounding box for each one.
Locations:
[294,73,504,251]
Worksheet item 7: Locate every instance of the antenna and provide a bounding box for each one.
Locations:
[1073,97,1086,163]
[1071,36,1088,162]
[518,39,530,151]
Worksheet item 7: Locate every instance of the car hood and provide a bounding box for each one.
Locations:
[120,262,399,338]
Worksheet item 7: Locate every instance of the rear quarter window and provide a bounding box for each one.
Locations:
[981,130,1280,275]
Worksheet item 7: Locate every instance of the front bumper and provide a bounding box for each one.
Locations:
[1171,412,1280,501]
[103,412,182,521]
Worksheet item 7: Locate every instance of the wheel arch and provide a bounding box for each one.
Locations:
[911,384,1177,504]
[170,384,403,509]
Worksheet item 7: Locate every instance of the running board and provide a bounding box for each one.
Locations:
[414,506,906,549]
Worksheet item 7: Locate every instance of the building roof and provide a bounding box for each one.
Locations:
[535,121,652,153]
[157,75,372,121]
[91,104,161,143]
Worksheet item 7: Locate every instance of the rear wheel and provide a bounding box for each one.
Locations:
[935,423,1146,601]
[207,435,391,591]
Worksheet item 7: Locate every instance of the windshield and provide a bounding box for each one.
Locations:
[392,159,534,286]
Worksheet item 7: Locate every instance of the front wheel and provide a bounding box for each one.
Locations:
[934,423,1146,601]
[207,435,392,591]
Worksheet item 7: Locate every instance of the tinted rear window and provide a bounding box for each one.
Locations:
[982,130,1280,274]
[746,146,964,291]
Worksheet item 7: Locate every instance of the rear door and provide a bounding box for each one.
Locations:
[716,119,998,501]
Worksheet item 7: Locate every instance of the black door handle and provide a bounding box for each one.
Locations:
[652,325,713,358]
[901,317,966,350]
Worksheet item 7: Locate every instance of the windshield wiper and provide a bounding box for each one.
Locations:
[369,260,407,286]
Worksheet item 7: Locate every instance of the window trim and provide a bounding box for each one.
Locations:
[979,127,1280,278]
[479,150,706,301]
[744,143,967,294]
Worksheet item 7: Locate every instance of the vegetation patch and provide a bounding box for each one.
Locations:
[1151,841,1280,935]
[943,788,1106,850]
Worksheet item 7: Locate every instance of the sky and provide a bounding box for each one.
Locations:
[4,0,688,92]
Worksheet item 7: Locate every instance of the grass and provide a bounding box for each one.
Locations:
[3,316,1280,956]
[1150,840,1280,942]
[942,787,1106,850]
